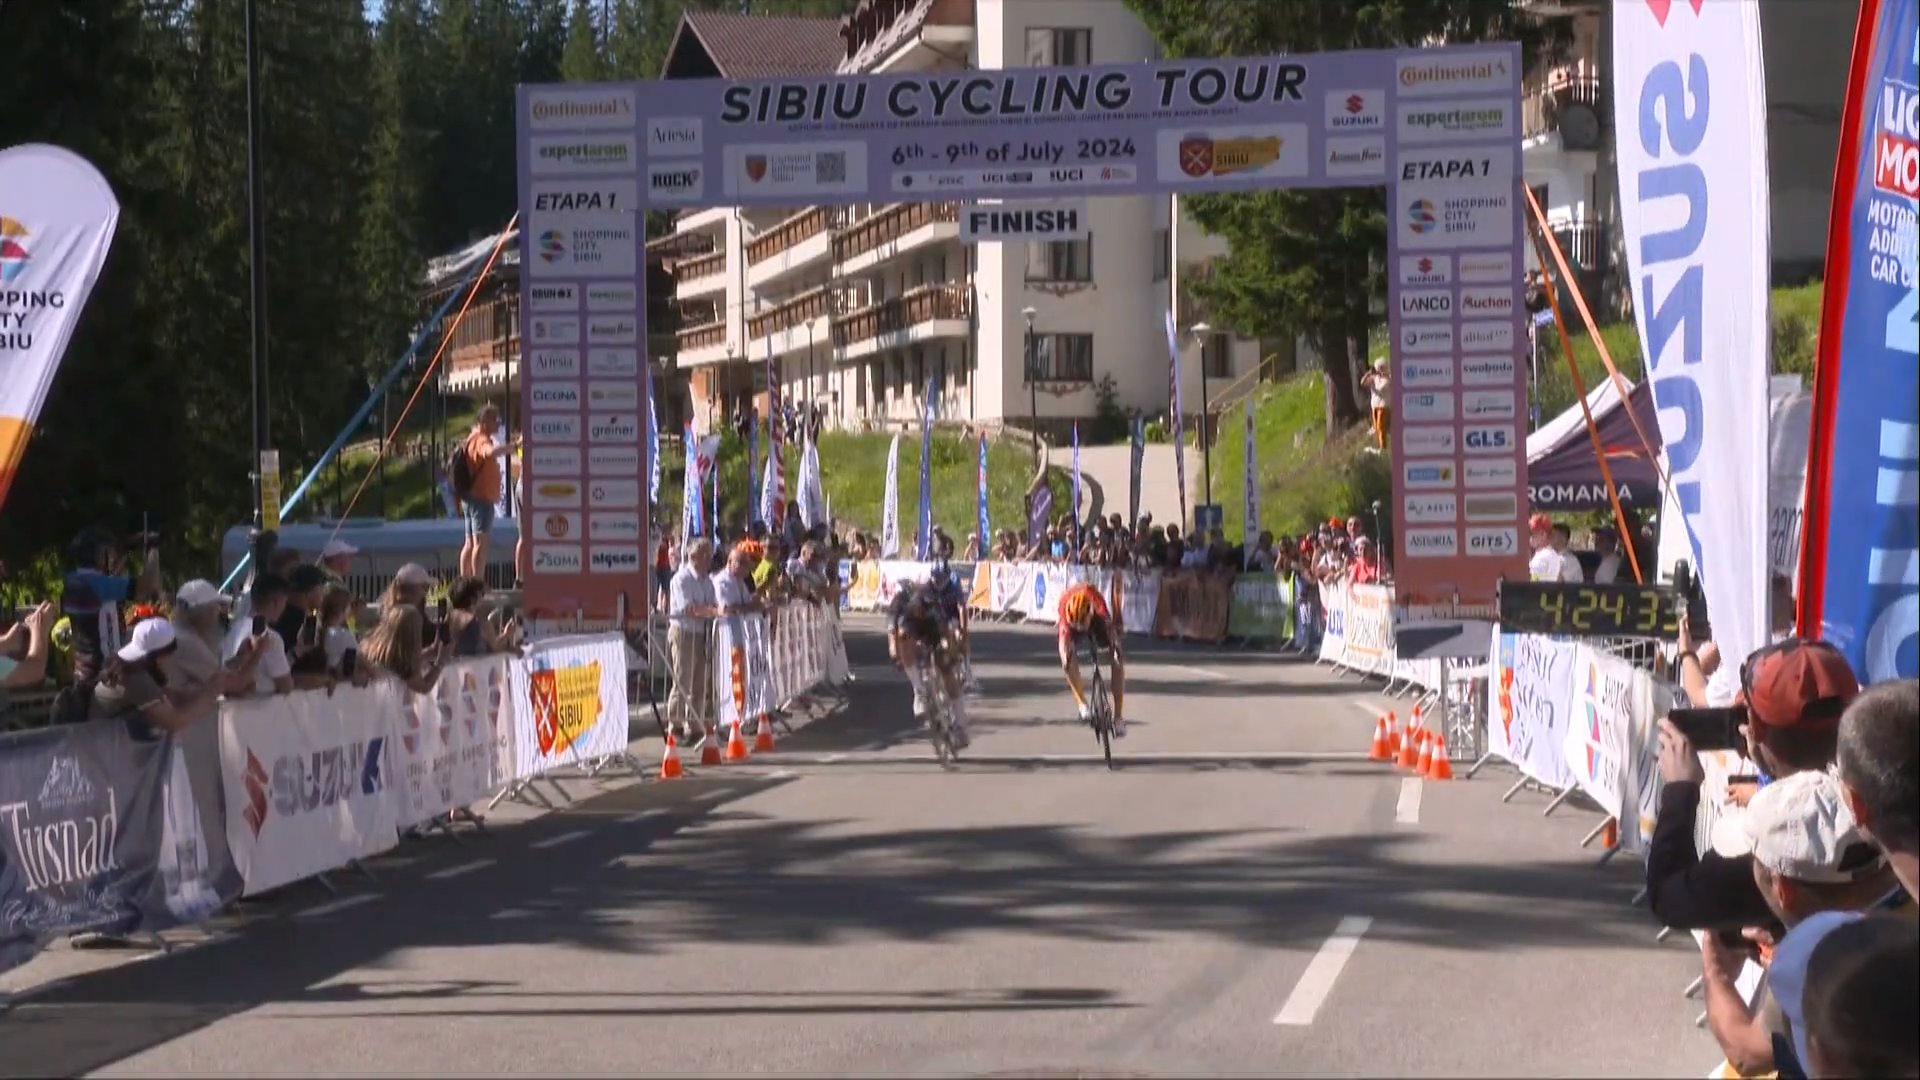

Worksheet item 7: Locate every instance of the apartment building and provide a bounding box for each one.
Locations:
[654,0,1261,438]
[1520,0,1849,316]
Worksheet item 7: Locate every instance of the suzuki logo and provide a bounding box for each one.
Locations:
[1645,0,1704,26]
[1345,94,1365,114]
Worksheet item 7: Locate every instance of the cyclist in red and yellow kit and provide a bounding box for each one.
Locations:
[1057,582,1126,737]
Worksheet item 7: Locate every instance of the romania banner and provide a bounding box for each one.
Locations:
[0,144,120,511]
[1799,0,1919,681]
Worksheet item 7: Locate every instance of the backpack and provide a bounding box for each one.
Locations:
[447,437,475,500]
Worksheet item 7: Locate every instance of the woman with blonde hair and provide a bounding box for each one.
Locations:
[358,604,443,693]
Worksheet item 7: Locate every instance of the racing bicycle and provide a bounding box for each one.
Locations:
[1081,638,1117,770]
[919,645,963,768]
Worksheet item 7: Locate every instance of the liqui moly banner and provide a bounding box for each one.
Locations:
[1799,0,1919,681]
[1614,0,1773,669]
[0,144,120,512]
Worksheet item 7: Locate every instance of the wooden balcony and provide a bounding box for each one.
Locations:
[677,247,727,285]
[746,206,838,268]
[833,283,970,349]
[748,285,840,340]
[833,201,959,265]
[676,320,727,352]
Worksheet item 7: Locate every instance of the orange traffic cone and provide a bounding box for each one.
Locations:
[699,722,723,766]
[659,731,684,780]
[1368,714,1392,761]
[1414,726,1434,777]
[752,712,776,752]
[1602,818,1618,849]
[1385,709,1402,757]
[724,718,750,762]
[1397,713,1423,770]
[1426,727,1453,781]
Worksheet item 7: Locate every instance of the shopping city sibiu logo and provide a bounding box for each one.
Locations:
[537,229,566,263]
[1407,199,1437,234]
[0,216,31,283]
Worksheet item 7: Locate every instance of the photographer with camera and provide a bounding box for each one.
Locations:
[1647,639,1861,933]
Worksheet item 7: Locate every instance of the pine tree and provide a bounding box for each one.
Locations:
[559,0,608,81]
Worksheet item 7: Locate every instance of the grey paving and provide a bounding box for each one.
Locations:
[1,616,1713,1077]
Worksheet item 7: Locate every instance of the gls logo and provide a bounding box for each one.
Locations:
[1463,425,1515,454]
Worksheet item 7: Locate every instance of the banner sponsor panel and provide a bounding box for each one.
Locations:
[398,656,516,826]
[509,633,631,776]
[1226,573,1296,641]
[1485,630,1581,791]
[1,719,218,974]
[220,683,403,896]
[1153,573,1230,642]
[1559,645,1671,854]
[1118,570,1160,635]
[1341,585,1396,675]
[1318,580,1350,665]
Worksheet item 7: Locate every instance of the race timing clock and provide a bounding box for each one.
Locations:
[1496,580,1704,640]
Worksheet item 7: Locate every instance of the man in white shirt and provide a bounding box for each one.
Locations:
[1591,527,1623,584]
[225,573,293,697]
[667,539,719,742]
[712,544,763,615]
[1552,523,1585,583]
[1527,513,1564,582]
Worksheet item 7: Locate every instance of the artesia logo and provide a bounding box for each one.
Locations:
[0,217,31,283]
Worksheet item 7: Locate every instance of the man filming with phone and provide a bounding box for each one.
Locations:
[1646,639,1861,933]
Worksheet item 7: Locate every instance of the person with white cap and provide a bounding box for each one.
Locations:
[381,562,434,618]
[1698,770,1900,1078]
[88,617,233,734]
[318,538,358,587]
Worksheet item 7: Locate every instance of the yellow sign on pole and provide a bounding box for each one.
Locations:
[259,449,282,532]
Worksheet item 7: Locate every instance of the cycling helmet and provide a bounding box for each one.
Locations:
[1062,588,1095,630]
[928,560,952,589]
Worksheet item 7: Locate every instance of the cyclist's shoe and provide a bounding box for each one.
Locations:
[912,689,928,716]
[1077,701,1093,722]
[950,724,971,750]
[1112,716,1128,738]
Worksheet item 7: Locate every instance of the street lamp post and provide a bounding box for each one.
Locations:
[1022,305,1039,466]
[1190,321,1213,506]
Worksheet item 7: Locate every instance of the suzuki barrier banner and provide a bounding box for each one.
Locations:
[220,684,403,896]
[1614,0,1773,670]
[1798,0,1919,681]
[0,144,120,513]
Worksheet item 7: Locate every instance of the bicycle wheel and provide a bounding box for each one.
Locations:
[1086,661,1114,770]
[924,664,956,767]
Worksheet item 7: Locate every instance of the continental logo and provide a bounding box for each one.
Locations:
[530,93,634,126]
[528,661,602,756]
[1398,55,1511,92]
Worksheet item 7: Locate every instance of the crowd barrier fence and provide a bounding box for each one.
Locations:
[0,621,844,978]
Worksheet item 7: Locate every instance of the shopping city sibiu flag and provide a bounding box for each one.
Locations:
[1798,0,1919,681]
[0,145,120,512]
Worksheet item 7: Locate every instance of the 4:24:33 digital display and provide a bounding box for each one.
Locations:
[1497,581,1691,640]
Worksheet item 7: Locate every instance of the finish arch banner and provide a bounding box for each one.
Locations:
[0,144,120,512]
[516,45,1529,628]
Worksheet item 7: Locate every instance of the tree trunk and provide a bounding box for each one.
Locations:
[1315,324,1364,438]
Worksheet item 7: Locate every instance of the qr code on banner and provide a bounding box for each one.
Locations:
[815,151,846,183]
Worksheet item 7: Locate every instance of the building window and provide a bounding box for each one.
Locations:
[1030,333,1094,384]
[1025,27,1091,67]
[955,346,969,387]
[1152,228,1170,282]
[1203,332,1233,379]
[1026,237,1093,283]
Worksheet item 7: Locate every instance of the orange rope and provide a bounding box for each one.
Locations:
[1523,187,1667,489]
[328,215,519,546]
[1526,212,1646,586]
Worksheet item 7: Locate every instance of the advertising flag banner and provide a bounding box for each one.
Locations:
[682,422,702,542]
[1070,421,1082,549]
[977,433,990,548]
[799,426,826,528]
[916,376,935,559]
[1614,0,1773,670]
[766,344,787,532]
[1798,0,1920,681]
[1129,414,1145,528]
[747,409,760,527]
[881,432,902,558]
[0,144,120,513]
[1164,310,1189,527]
[646,372,661,504]
[1027,483,1053,546]
[1242,403,1260,564]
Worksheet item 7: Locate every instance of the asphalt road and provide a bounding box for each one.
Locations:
[3,616,1716,1077]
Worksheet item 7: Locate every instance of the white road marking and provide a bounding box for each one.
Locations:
[295,894,381,920]
[1273,915,1374,1026]
[1395,778,1424,826]
[426,858,493,881]
[1163,663,1239,682]
[619,811,667,825]
[1351,700,1386,718]
[765,769,798,780]
[530,829,590,849]
[822,753,846,763]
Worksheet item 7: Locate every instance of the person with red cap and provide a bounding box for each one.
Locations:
[1645,639,1863,932]
[1526,513,1563,581]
